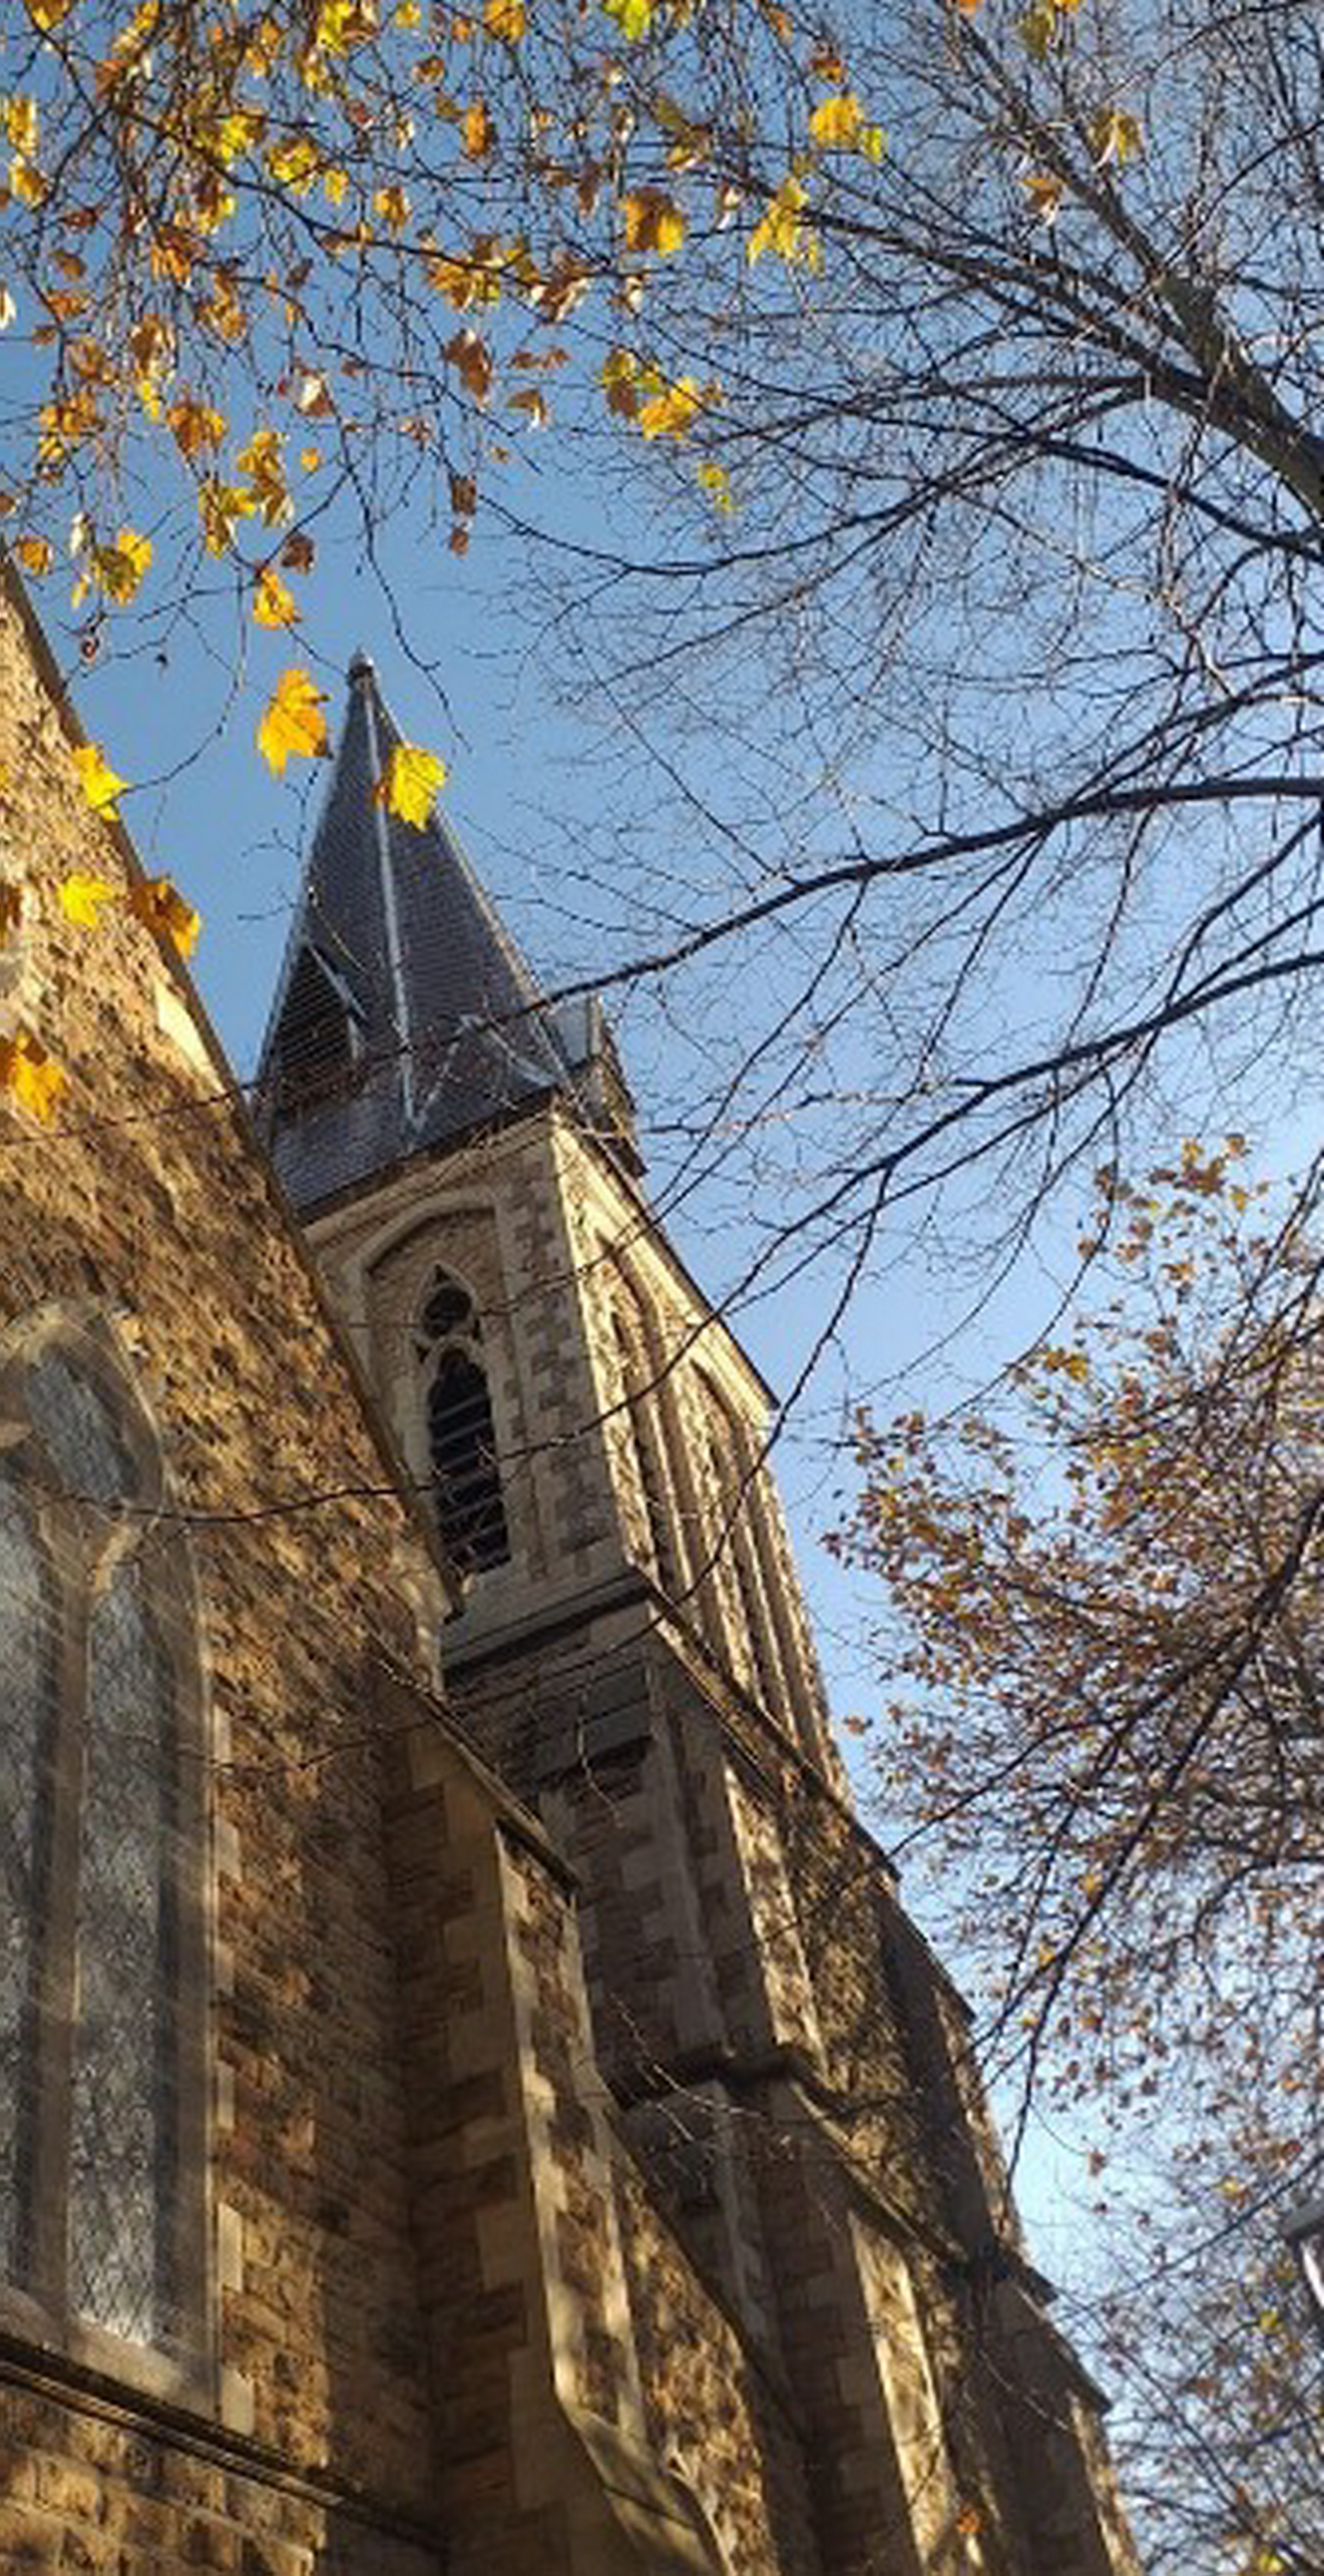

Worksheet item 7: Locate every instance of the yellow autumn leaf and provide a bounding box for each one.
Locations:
[236,426,291,526]
[462,98,495,158]
[1021,168,1066,222]
[267,136,321,192]
[128,874,201,958]
[747,175,822,271]
[485,0,524,36]
[15,534,53,576]
[637,375,716,440]
[258,667,330,773]
[697,458,735,514]
[168,393,227,457]
[375,741,447,826]
[603,0,652,35]
[11,153,48,208]
[4,97,39,160]
[620,188,686,256]
[808,91,863,148]
[253,567,301,628]
[1091,107,1144,166]
[600,347,642,419]
[59,874,119,929]
[1018,1,1057,56]
[72,742,127,818]
[93,526,152,605]
[198,479,256,558]
[0,1025,65,1126]
[374,182,411,231]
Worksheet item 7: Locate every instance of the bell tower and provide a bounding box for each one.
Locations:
[257,654,1141,2576]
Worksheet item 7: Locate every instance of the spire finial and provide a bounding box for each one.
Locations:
[348,645,375,685]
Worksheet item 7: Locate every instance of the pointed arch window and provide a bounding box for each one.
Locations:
[699,1378,786,1721]
[610,1301,682,1599]
[415,1271,510,1574]
[0,1322,207,2371]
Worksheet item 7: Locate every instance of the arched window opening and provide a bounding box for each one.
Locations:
[0,1464,56,2291]
[612,1309,681,1597]
[706,1434,780,1712]
[0,1324,204,2362]
[416,1271,510,1575]
[699,1378,788,1723]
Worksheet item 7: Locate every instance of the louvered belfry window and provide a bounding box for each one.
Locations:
[416,1272,510,1573]
[0,1324,205,2361]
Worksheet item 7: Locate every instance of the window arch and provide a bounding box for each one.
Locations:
[698,1376,788,1721]
[610,1292,685,1599]
[414,1270,510,1573]
[0,1319,207,2365]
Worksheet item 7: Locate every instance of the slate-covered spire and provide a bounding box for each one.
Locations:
[257,651,606,1212]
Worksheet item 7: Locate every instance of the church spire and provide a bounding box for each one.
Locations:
[257,654,591,1213]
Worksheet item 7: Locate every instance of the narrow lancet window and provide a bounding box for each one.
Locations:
[0,1323,204,2364]
[416,1271,510,1572]
[0,1462,56,2290]
[612,1306,682,1597]
[700,1378,786,1721]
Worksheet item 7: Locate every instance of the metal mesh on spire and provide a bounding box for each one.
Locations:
[256,658,577,1211]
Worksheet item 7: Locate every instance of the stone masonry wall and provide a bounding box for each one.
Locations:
[0,569,444,2569]
[614,2160,820,2576]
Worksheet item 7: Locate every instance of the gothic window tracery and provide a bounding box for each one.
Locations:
[0,1323,205,2361]
[415,1270,510,1573]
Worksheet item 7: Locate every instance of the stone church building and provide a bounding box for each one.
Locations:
[0,562,1140,2575]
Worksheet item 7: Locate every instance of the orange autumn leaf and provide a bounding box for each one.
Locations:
[168,392,227,457]
[445,327,494,402]
[620,188,686,256]
[462,98,495,158]
[128,873,201,957]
